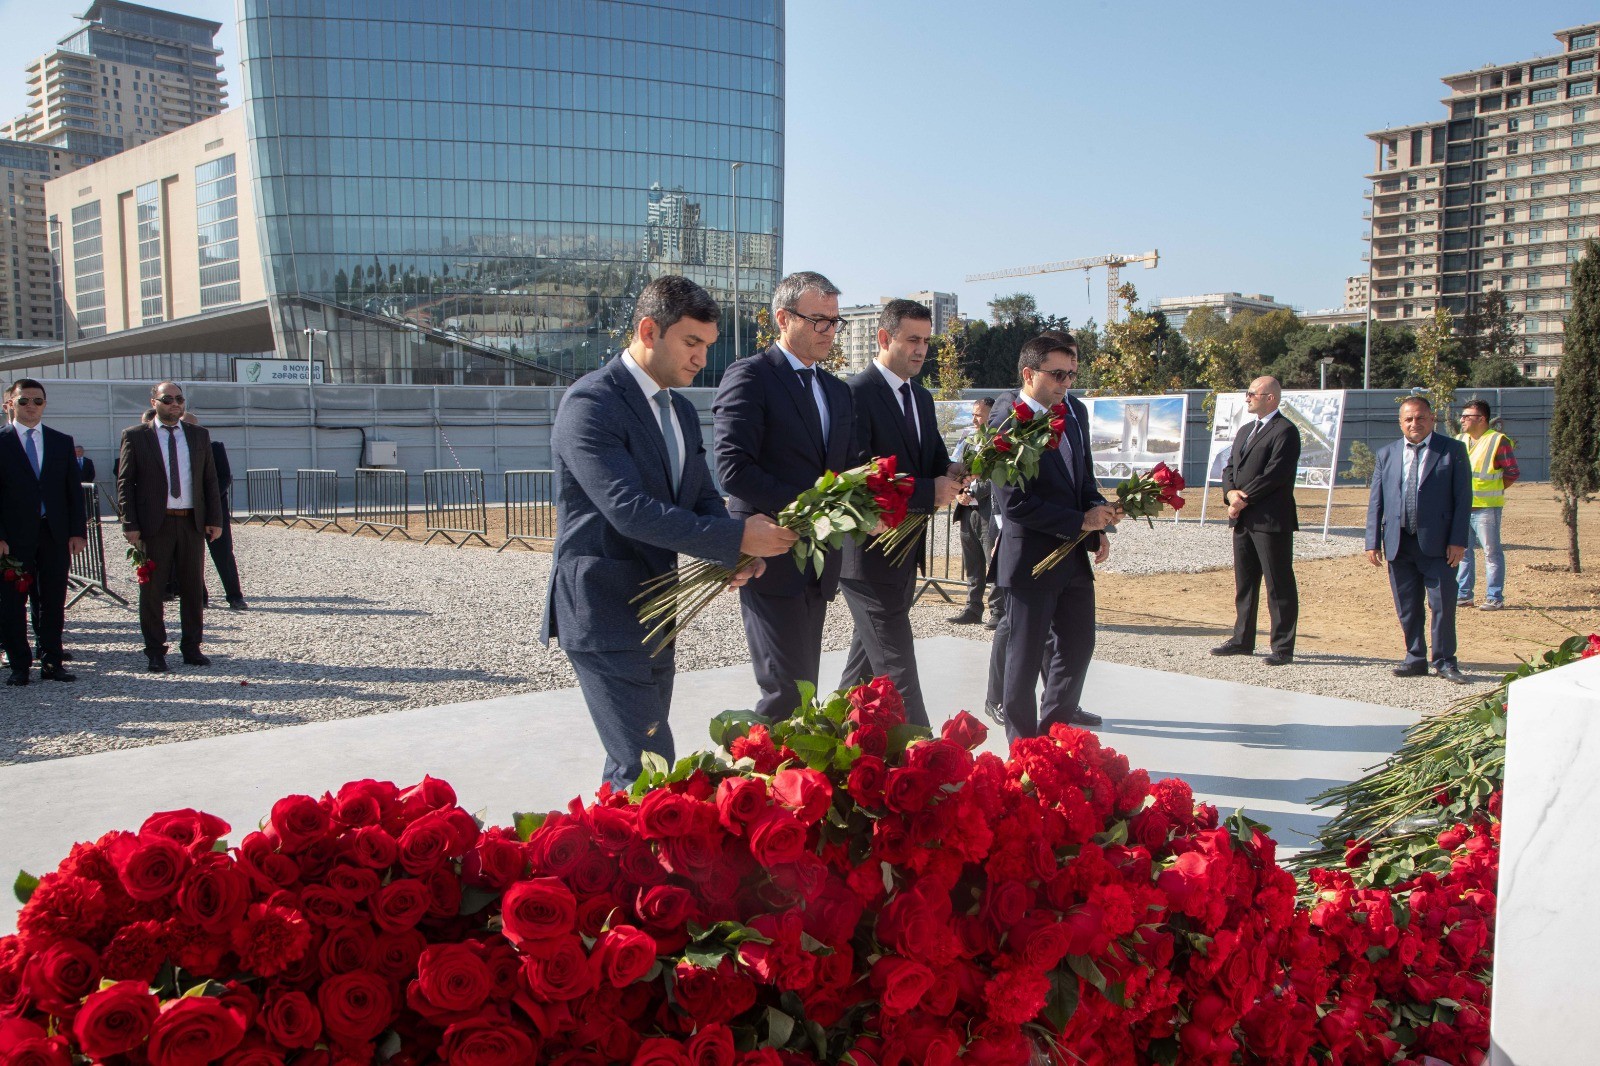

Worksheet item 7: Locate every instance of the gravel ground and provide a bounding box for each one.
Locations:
[2,522,1479,765]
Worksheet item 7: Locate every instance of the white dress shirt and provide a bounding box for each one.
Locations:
[873,361,918,444]
[155,420,194,509]
[779,343,830,439]
[620,351,685,488]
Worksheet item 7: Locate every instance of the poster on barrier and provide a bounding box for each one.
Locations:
[1084,394,1188,480]
[936,399,983,460]
[1204,390,1345,488]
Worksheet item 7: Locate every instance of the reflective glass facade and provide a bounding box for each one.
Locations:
[239,0,784,386]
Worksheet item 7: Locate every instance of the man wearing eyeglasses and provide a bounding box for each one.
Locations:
[116,382,224,673]
[714,270,857,720]
[0,379,88,686]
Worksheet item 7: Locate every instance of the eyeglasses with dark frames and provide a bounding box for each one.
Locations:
[156,394,185,405]
[787,311,848,334]
[1034,368,1075,384]
[12,397,44,407]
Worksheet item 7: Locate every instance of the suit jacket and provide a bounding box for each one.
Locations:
[116,420,225,537]
[1366,432,1471,560]
[992,393,1109,591]
[840,367,951,584]
[540,356,744,652]
[76,456,96,484]
[713,345,855,598]
[1220,412,1302,534]
[0,424,88,560]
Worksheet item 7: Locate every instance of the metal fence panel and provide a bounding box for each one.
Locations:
[242,468,287,525]
[66,483,127,609]
[500,469,556,551]
[353,469,412,539]
[293,469,345,532]
[422,468,490,547]
[916,505,970,603]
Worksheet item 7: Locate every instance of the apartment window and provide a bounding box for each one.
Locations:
[1509,116,1521,131]
[1573,200,1585,216]
[69,201,104,336]
[1532,227,1546,241]
[1573,154,1586,169]
[1505,206,1518,221]
[1570,246,1585,262]
[1535,63,1560,80]
[1574,177,1585,191]
[1577,130,1589,146]
[195,155,240,310]
[1508,163,1519,176]
[1534,88,1560,103]
[1573,81,1596,98]
[1536,113,1551,129]
[1577,57,1599,74]
[1572,223,1584,238]
[1528,295,1542,310]
[1527,319,1540,332]
[136,181,163,325]
[1533,159,1548,173]
[1576,33,1598,49]
[1530,273,1543,287]
[1578,105,1590,122]
[1532,204,1546,219]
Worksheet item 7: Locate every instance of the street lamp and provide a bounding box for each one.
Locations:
[730,161,744,360]
[302,326,327,468]
[48,215,68,377]
[1319,355,1335,390]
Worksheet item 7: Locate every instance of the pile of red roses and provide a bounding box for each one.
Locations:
[1,675,1498,1065]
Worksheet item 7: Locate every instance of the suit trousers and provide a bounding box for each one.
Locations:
[138,518,206,656]
[1,525,69,671]
[565,647,675,791]
[956,509,998,613]
[1000,576,1096,745]
[838,575,929,726]
[1388,531,1458,669]
[984,598,1052,709]
[1230,528,1298,656]
[207,510,243,601]
[740,584,828,720]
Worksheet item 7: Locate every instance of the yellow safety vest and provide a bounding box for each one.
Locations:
[1460,430,1507,508]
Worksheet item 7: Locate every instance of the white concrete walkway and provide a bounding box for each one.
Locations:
[1,637,1417,932]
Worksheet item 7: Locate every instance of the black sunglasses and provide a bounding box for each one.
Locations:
[13,397,44,407]
[156,395,185,405]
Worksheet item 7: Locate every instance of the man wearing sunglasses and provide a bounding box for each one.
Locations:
[714,270,856,721]
[0,379,88,686]
[116,382,224,672]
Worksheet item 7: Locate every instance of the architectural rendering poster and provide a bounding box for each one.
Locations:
[1205,390,1346,488]
[1085,394,1188,480]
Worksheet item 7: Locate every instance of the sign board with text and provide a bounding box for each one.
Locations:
[233,358,326,385]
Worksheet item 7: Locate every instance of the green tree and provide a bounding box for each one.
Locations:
[1179,305,1232,348]
[1408,307,1464,421]
[987,292,1038,327]
[1462,290,1530,387]
[753,306,778,351]
[1272,325,1366,390]
[929,314,971,400]
[1367,322,1418,388]
[1193,336,1247,424]
[1091,284,1171,395]
[1232,309,1303,380]
[1551,240,1600,572]
[1341,441,1377,483]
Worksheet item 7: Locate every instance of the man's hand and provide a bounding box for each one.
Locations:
[946,462,969,481]
[728,557,767,589]
[1081,504,1119,533]
[956,491,977,507]
[124,530,141,547]
[1366,549,1382,567]
[206,526,222,543]
[1093,532,1111,564]
[740,515,798,557]
[68,537,87,556]
[1446,544,1466,567]
[933,476,962,509]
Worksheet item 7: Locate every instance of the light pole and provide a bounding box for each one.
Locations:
[730,161,744,360]
[1319,355,1335,390]
[302,326,327,468]
[48,215,68,377]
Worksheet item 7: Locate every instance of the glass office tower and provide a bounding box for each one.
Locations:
[238,0,783,385]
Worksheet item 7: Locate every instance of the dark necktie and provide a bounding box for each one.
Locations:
[1403,441,1423,534]
[653,390,680,495]
[796,367,814,394]
[1057,404,1079,492]
[898,382,918,446]
[1237,421,1257,461]
[165,426,182,499]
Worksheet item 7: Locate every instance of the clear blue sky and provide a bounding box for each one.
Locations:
[2,0,1594,327]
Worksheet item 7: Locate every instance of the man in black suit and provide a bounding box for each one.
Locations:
[949,397,997,626]
[989,334,1120,743]
[117,382,224,672]
[836,300,962,726]
[0,379,88,685]
[714,270,856,721]
[174,413,247,610]
[74,446,96,486]
[1212,375,1302,666]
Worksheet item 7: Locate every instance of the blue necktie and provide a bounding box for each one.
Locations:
[23,428,40,477]
[654,390,680,495]
[1057,405,1079,492]
[1404,441,1423,534]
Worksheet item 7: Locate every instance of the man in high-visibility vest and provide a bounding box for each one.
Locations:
[1455,398,1519,611]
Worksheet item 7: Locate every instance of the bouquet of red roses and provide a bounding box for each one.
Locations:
[963,399,1066,488]
[633,456,916,655]
[126,545,156,585]
[1031,460,1186,577]
[0,555,32,596]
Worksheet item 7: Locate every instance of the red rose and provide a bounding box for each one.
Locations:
[140,809,231,855]
[846,756,888,807]
[23,938,101,1014]
[884,767,935,813]
[0,1019,69,1066]
[372,929,427,981]
[770,768,832,825]
[398,775,457,816]
[870,956,935,1014]
[906,738,972,785]
[72,981,159,1059]
[345,825,400,869]
[229,902,311,977]
[632,1037,691,1065]
[687,1024,735,1066]
[440,1011,536,1066]
[939,711,988,751]
[637,790,709,839]
[848,676,906,729]
[108,832,191,902]
[464,828,527,890]
[371,878,432,932]
[746,807,808,867]
[176,854,250,934]
[714,777,768,833]
[397,811,460,874]
[318,923,376,974]
[409,943,493,1023]
[261,990,321,1049]
[1011,402,1033,423]
[527,822,589,877]
[992,436,1012,454]
[592,924,657,988]
[517,935,596,1002]
[317,971,394,1043]
[146,996,246,1066]
[269,795,331,855]
[635,884,694,933]
[330,779,399,828]
[846,724,887,758]
[500,878,577,945]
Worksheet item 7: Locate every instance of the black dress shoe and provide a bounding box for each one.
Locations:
[1063,707,1103,728]
[39,665,76,682]
[147,655,169,673]
[982,700,1005,726]
[1262,653,1293,667]
[6,671,27,687]
[947,609,983,625]
[1435,663,1469,685]
[182,652,212,667]
[1392,662,1428,677]
[227,596,249,610]
[1210,643,1253,657]
[982,615,1000,630]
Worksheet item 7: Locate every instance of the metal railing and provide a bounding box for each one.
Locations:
[501,469,556,552]
[422,468,490,547]
[66,483,127,609]
[241,468,287,525]
[352,468,412,540]
[292,469,345,532]
[915,504,971,603]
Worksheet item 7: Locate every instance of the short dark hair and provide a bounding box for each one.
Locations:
[973,397,994,409]
[6,378,44,398]
[772,270,841,314]
[1400,394,1434,413]
[1017,332,1077,377]
[1462,398,1491,419]
[631,275,719,334]
[878,299,932,338]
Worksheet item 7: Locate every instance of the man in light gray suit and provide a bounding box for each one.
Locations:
[539,276,795,789]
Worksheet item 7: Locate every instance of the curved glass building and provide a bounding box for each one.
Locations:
[238,0,783,385]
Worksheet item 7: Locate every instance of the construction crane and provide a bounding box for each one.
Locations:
[966,250,1160,325]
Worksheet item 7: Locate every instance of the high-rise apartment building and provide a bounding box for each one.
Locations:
[1,2,226,161]
[0,139,75,342]
[836,291,958,374]
[1365,21,1600,379]
[1345,274,1369,310]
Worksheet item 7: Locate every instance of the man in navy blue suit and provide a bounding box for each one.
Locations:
[1365,395,1472,684]
[714,271,856,721]
[541,276,795,789]
[0,379,88,686]
[836,300,963,725]
[989,334,1120,743]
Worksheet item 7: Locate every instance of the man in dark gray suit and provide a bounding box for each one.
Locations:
[540,276,795,789]
[1365,395,1472,684]
[714,271,856,720]
[950,397,997,625]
